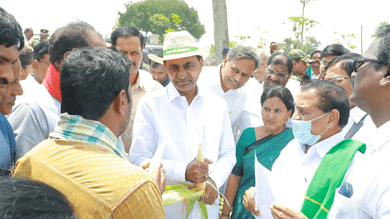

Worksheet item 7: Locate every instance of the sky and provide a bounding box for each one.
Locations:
[2,0,388,54]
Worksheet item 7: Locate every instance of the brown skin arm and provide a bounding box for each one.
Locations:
[220,174,242,218]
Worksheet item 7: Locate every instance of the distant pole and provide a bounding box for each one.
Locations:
[361,25,363,55]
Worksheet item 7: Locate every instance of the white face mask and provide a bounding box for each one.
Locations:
[292,113,329,145]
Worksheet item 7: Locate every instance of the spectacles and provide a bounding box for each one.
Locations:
[39,60,50,65]
[353,57,382,73]
[266,68,288,79]
[326,76,350,84]
[320,61,329,66]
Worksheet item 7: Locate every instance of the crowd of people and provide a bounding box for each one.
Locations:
[1,6,390,219]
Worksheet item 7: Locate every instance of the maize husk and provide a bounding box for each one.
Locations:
[162,184,207,219]
[148,144,165,176]
[196,141,206,191]
[162,184,204,206]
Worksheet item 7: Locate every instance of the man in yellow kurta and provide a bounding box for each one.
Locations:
[13,46,165,218]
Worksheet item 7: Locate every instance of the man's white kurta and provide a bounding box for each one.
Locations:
[269,132,363,214]
[329,120,390,218]
[197,65,248,142]
[129,82,236,219]
[341,106,376,144]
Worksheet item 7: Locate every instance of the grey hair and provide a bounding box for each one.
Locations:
[227,44,260,70]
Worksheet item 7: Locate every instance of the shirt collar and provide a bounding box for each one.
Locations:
[167,82,203,103]
[131,69,152,91]
[370,120,390,152]
[302,131,345,158]
[350,107,367,123]
[49,113,127,160]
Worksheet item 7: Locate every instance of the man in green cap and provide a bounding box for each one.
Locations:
[288,49,311,80]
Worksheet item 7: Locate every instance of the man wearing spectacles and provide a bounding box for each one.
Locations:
[240,53,299,131]
[323,53,376,144]
[263,53,301,98]
[319,44,349,79]
[328,24,390,218]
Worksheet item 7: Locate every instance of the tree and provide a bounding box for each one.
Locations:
[210,41,237,54]
[372,21,389,39]
[299,0,315,44]
[212,0,229,63]
[283,16,320,54]
[283,36,320,55]
[334,32,357,50]
[117,0,205,43]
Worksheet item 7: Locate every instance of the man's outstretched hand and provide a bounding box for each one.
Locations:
[140,162,166,194]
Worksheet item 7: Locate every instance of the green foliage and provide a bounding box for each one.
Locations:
[372,21,389,39]
[299,0,314,4]
[282,16,320,54]
[334,32,357,50]
[283,36,320,54]
[287,16,319,43]
[117,0,205,43]
[210,41,237,54]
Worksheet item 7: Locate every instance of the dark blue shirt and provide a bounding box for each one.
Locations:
[0,113,16,170]
[162,77,170,87]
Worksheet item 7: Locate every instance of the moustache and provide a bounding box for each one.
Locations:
[311,61,320,65]
[228,77,242,85]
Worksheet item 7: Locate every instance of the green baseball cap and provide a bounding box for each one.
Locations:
[288,49,312,63]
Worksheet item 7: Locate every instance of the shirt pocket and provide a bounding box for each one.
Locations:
[328,188,356,219]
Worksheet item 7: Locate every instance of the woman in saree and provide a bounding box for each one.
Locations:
[220,85,295,219]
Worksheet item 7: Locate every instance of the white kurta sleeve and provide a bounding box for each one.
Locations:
[209,109,236,189]
[128,99,157,166]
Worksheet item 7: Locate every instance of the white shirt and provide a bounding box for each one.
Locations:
[8,83,60,158]
[121,69,162,151]
[240,79,264,133]
[329,120,390,219]
[285,78,301,99]
[270,132,363,212]
[239,78,299,134]
[129,83,236,219]
[197,64,248,142]
[14,74,45,107]
[341,106,376,144]
[310,68,321,80]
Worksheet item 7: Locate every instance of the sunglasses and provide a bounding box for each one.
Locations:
[266,68,288,79]
[353,57,382,73]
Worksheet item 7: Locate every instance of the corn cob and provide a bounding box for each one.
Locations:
[148,144,164,176]
[196,127,206,192]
